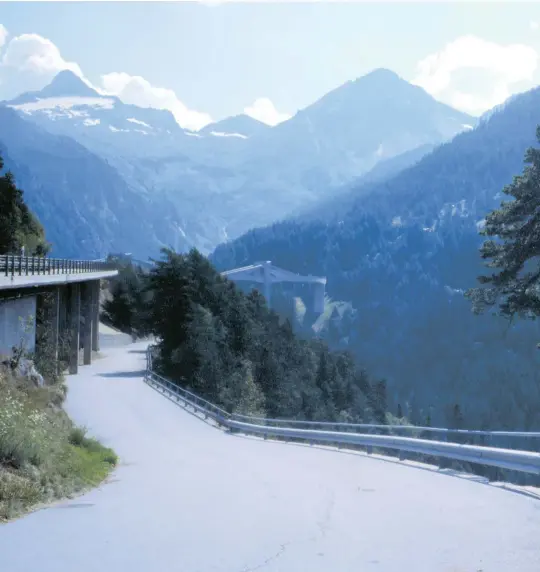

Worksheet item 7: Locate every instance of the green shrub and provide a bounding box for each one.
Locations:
[0,373,117,522]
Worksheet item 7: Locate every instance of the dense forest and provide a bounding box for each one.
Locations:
[103,250,389,423]
[211,87,540,432]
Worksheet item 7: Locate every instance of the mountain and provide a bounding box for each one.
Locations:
[211,85,540,432]
[290,142,438,222]
[243,69,475,190]
[0,105,186,258]
[9,70,101,103]
[3,68,475,255]
[5,70,188,160]
[199,114,270,138]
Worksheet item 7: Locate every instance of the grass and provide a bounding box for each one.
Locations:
[0,369,118,523]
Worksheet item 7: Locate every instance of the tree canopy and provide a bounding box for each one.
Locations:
[0,154,49,255]
[105,248,386,422]
[466,126,540,321]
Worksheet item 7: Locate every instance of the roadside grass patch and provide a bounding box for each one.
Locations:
[0,373,117,522]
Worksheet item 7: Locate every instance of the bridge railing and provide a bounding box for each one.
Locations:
[0,254,116,278]
[145,349,540,476]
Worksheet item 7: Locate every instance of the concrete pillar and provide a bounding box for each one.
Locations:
[313,282,326,314]
[68,283,80,375]
[263,261,272,309]
[82,282,92,366]
[91,280,100,352]
[58,286,68,366]
[49,288,60,367]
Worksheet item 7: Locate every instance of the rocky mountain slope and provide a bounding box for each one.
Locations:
[0,106,182,258]
[2,68,474,257]
[211,85,540,431]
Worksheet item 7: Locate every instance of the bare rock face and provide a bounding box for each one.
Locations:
[16,359,45,388]
[1,358,45,388]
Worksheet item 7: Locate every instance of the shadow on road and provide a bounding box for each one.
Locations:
[98,369,147,379]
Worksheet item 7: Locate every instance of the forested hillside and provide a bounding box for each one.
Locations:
[2,68,472,257]
[211,86,540,431]
[0,107,184,258]
[104,250,388,423]
[0,150,49,255]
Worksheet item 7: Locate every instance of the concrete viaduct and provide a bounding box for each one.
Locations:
[221,260,327,313]
[0,254,118,375]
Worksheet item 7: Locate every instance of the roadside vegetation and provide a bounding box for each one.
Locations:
[0,156,117,522]
[0,369,117,521]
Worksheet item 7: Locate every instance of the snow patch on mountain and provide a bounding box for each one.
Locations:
[127,117,152,129]
[10,96,116,113]
[210,131,248,139]
[109,125,129,133]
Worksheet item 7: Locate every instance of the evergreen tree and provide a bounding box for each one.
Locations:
[107,247,384,424]
[0,154,49,255]
[466,126,540,321]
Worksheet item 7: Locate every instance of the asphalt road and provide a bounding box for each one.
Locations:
[2,341,540,572]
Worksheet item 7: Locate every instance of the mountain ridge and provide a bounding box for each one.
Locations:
[210,83,540,430]
[2,67,477,256]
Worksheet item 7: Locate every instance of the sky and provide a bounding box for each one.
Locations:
[1,2,540,130]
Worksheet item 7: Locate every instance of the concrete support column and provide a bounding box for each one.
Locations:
[68,283,80,375]
[82,282,92,366]
[49,288,60,368]
[91,280,100,352]
[58,286,68,366]
[263,261,271,309]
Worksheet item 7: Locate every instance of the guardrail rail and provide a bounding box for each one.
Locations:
[144,348,540,476]
[1,254,116,277]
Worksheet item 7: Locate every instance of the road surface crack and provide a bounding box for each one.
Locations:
[240,541,291,572]
[316,491,335,540]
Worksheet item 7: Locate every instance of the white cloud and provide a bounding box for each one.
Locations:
[0,29,211,131]
[100,72,211,131]
[0,31,84,97]
[531,21,539,31]
[412,35,539,115]
[2,33,83,77]
[0,24,8,51]
[243,97,291,126]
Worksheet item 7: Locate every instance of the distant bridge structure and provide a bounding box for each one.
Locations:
[221,260,327,313]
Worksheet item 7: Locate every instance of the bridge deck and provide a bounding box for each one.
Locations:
[1,343,540,571]
[0,269,118,290]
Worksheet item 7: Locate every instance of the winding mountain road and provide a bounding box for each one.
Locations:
[2,340,540,572]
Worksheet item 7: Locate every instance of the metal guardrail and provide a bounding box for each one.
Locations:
[144,351,540,476]
[0,254,116,278]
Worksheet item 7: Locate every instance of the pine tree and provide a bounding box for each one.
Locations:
[466,126,540,320]
[0,154,49,255]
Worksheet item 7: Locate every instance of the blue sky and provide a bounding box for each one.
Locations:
[1,2,540,129]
